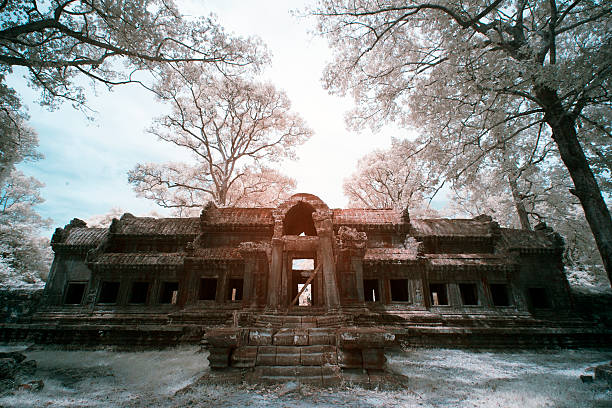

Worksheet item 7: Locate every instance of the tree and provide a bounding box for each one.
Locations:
[343,137,438,216]
[128,69,312,211]
[0,0,267,180]
[0,168,52,287]
[0,79,40,184]
[0,0,266,108]
[313,0,612,282]
[448,149,606,288]
[129,163,297,215]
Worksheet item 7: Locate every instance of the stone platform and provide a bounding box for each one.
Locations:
[204,313,396,385]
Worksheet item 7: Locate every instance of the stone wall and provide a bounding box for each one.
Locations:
[572,289,612,327]
[0,289,44,323]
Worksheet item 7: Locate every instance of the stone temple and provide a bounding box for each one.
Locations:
[17,193,608,383]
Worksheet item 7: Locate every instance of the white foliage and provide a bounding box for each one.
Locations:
[0,169,52,288]
[129,71,311,209]
[343,137,438,213]
[314,0,612,282]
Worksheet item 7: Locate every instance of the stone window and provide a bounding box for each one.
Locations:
[98,281,120,304]
[390,279,409,302]
[160,282,179,304]
[490,284,510,306]
[459,283,479,305]
[64,282,86,305]
[129,282,149,304]
[199,278,217,301]
[429,283,448,306]
[527,287,551,309]
[363,279,379,302]
[228,278,244,301]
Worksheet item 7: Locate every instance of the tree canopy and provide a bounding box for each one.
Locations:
[0,0,266,108]
[128,67,312,211]
[343,138,438,215]
[313,0,612,283]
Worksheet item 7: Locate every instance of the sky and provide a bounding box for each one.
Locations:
[11,0,431,236]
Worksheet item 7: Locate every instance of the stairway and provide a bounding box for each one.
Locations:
[254,312,353,329]
[234,315,343,385]
[205,312,395,385]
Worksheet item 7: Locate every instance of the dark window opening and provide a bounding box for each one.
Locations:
[283,201,317,236]
[459,283,478,305]
[199,278,217,301]
[528,287,551,309]
[160,282,179,304]
[129,282,149,304]
[490,284,510,306]
[64,283,86,305]
[98,281,120,304]
[228,278,243,301]
[364,279,379,302]
[390,279,409,302]
[429,283,448,306]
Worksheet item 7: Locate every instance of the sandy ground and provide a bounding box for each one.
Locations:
[0,345,611,407]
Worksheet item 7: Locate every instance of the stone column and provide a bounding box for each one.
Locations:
[313,211,340,310]
[351,256,365,303]
[267,238,283,309]
[242,258,255,306]
[410,278,425,306]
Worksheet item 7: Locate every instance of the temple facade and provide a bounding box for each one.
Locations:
[28,193,609,382]
[44,193,571,318]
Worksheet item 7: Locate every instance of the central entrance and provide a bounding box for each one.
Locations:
[290,257,318,307]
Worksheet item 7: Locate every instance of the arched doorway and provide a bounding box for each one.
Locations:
[283,201,317,236]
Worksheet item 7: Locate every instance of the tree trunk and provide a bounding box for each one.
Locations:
[537,87,612,285]
[507,174,532,230]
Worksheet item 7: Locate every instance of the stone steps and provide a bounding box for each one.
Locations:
[254,313,353,328]
[247,365,342,386]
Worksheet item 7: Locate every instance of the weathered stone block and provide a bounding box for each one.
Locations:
[337,348,362,369]
[321,364,342,387]
[300,345,337,366]
[276,346,301,366]
[362,349,386,369]
[205,328,245,348]
[274,328,308,346]
[248,328,273,346]
[208,347,231,369]
[231,346,257,368]
[595,364,612,384]
[308,328,336,345]
[256,345,277,365]
[337,328,395,349]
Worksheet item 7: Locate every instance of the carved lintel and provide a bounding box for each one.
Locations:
[238,241,271,255]
[336,226,367,252]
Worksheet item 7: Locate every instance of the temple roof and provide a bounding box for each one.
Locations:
[117,216,200,235]
[205,207,273,226]
[62,227,108,247]
[191,247,243,260]
[92,253,185,266]
[410,219,493,237]
[497,228,558,251]
[332,209,403,226]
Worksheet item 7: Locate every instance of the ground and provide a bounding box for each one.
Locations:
[0,345,610,407]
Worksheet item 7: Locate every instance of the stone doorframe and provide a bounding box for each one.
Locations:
[267,194,341,311]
